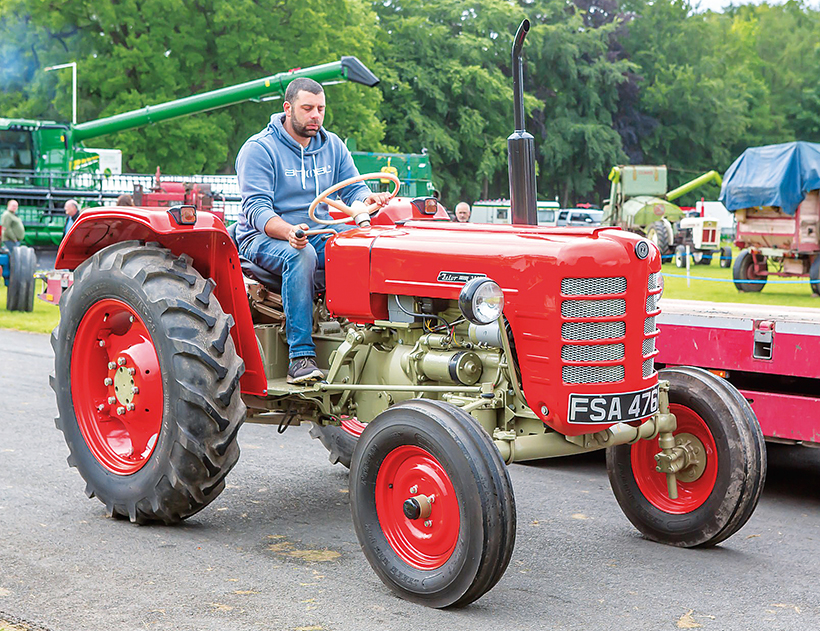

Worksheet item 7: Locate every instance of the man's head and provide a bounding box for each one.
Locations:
[283,78,325,146]
[455,202,471,223]
[6,199,18,214]
[64,199,79,217]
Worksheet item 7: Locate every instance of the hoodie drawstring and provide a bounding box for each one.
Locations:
[300,145,306,190]
[313,155,319,199]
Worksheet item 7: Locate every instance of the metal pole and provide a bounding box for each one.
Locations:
[44,61,78,124]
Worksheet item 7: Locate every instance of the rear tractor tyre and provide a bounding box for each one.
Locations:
[51,241,246,523]
[674,245,686,268]
[350,399,516,608]
[647,220,671,256]
[6,245,36,312]
[733,249,766,292]
[606,366,766,548]
[719,246,732,269]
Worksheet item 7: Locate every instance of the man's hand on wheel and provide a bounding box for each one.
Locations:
[288,223,310,249]
[365,192,392,208]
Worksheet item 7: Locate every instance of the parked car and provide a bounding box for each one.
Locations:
[556,208,604,227]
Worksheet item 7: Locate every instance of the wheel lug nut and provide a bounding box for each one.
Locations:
[98,340,105,347]
[108,362,116,370]
[104,378,113,386]
[128,368,136,375]
[117,357,127,366]
[132,386,139,394]
[117,406,126,415]
[108,397,116,405]
[409,485,418,494]
[424,520,432,528]
[126,403,135,411]
[428,495,435,504]
[97,404,105,411]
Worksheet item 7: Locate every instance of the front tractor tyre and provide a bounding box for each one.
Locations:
[51,241,246,523]
[350,399,516,608]
[606,367,766,548]
[719,246,733,269]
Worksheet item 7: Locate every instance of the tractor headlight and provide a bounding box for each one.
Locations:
[459,277,505,325]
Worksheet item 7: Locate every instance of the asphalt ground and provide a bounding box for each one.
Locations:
[1,328,818,631]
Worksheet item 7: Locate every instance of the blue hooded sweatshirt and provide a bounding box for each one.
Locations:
[234,113,371,247]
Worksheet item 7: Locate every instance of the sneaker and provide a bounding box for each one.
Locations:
[287,357,325,384]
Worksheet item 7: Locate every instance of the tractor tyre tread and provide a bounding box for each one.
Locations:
[52,241,245,524]
[309,423,357,469]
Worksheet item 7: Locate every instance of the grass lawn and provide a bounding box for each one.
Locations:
[0,281,60,334]
[660,246,820,309]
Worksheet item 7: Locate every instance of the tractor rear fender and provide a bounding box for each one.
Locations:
[56,207,267,396]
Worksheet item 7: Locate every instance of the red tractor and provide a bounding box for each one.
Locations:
[51,22,765,608]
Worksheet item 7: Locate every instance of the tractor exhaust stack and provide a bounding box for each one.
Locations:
[508,19,538,226]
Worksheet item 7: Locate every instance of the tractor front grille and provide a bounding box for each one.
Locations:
[643,272,661,378]
[561,276,627,384]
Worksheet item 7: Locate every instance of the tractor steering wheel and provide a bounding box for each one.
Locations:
[308,172,401,227]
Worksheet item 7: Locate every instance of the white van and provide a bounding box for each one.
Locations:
[471,199,560,226]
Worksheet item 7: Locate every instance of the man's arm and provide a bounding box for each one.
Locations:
[236,140,280,235]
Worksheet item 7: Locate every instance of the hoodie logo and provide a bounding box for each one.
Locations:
[284,165,333,177]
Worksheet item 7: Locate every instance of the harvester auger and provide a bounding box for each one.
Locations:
[51,21,766,608]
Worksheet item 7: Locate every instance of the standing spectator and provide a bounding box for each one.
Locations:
[1,199,25,249]
[454,201,472,223]
[116,193,134,206]
[63,199,81,237]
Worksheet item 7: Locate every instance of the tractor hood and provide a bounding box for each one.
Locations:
[623,196,684,227]
[325,221,662,436]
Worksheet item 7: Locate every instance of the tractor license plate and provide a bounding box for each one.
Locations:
[567,384,659,425]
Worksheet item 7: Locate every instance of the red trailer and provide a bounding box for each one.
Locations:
[656,298,820,445]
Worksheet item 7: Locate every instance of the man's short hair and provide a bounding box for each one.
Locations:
[284,78,324,104]
[65,199,79,212]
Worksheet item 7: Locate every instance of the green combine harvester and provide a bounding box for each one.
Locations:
[0,57,435,246]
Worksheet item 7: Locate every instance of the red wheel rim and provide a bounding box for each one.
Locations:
[71,299,164,475]
[631,403,719,514]
[375,445,460,570]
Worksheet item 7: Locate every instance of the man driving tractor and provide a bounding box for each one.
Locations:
[234,77,390,384]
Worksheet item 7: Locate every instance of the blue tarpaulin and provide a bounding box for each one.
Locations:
[719,141,820,216]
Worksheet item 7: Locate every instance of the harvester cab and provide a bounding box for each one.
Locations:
[603,165,728,268]
[50,21,765,609]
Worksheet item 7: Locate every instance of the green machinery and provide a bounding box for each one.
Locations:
[602,165,725,263]
[0,57,435,246]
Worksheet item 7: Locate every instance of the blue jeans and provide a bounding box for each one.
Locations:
[239,227,348,359]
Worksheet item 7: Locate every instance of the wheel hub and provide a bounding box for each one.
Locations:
[71,299,164,475]
[375,445,460,570]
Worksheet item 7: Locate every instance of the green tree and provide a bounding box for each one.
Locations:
[0,0,384,174]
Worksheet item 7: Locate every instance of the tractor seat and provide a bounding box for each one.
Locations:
[226,222,324,294]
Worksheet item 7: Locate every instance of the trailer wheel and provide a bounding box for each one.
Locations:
[733,249,766,292]
[606,367,766,548]
[809,256,820,296]
[719,246,732,269]
[674,245,686,268]
[6,246,36,312]
[51,241,245,523]
[647,220,671,255]
[309,420,359,469]
[350,399,516,608]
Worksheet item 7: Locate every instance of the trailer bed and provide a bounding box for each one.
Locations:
[657,298,820,445]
